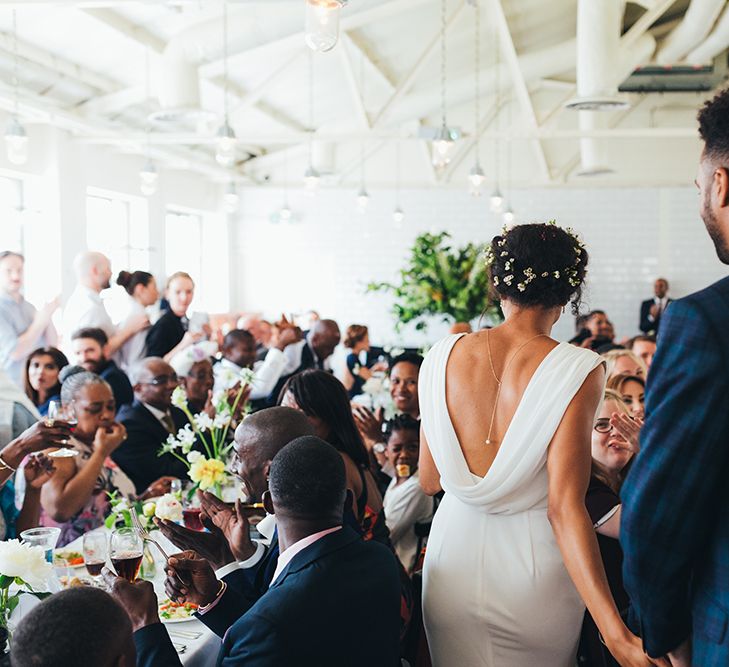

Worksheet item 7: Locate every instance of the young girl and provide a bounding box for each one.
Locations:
[382,414,433,573]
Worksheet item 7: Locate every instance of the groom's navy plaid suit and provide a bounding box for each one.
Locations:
[622,275,729,665]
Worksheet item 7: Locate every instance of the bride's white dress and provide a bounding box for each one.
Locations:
[420,334,603,667]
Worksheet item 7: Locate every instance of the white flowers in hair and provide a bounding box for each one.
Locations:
[0,540,53,590]
[484,220,586,292]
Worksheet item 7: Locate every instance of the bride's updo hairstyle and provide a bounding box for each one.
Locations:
[486,222,588,314]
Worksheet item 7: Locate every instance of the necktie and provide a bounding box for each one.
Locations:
[162,413,176,434]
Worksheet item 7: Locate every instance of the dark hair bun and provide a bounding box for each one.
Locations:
[116,270,132,288]
[487,222,588,313]
[59,365,86,384]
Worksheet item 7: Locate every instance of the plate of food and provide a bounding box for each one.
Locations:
[53,550,86,568]
[158,598,199,623]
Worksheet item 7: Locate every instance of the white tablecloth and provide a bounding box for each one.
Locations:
[15,529,223,666]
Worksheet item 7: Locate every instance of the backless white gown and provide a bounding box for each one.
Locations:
[420,334,603,666]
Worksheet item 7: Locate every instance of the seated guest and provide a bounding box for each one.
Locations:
[570,309,615,350]
[601,349,647,380]
[237,313,273,362]
[268,319,341,403]
[40,367,135,546]
[115,437,402,667]
[0,250,59,387]
[115,270,159,372]
[146,272,203,362]
[11,587,136,667]
[639,277,671,335]
[213,327,301,405]
[578,389,640,667]
[170,342,218,415]
[352,352,424,455]
[280,369,386,542]
[114,358,194,495]
[628,334,656,371]
[71,327,134,409]
[607,373,645,419]
[342,324,386,399]
[382,414,433,573]
[23,347,68,416]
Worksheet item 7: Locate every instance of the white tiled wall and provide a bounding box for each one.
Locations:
[232,186,727,348]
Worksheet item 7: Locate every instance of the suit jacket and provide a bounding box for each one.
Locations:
[639,297,672,335]
[622,277,729,663]
[98,359,134,409]
[113,399,191,494]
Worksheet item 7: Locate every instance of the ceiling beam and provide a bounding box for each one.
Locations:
[371,0,467,128]
[200,0,434,79]
[486,0,550,182]
[81,8,166,53]
[622,0,676,50]
[75,85,146,116]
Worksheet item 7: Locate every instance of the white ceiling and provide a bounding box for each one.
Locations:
[0,0,725,190]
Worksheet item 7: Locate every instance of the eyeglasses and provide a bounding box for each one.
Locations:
[142,374,179,386]
[594,419,612,433]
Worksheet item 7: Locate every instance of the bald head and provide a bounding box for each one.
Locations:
[131,357,178,410]
[74,251,112,292]
[309,319,340,361]
[232,406,315,502]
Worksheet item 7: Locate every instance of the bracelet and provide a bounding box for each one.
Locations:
[0,455,17,472]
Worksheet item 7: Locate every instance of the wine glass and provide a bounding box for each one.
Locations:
[110,527,143,583]
[47,401,79,459]
[83,531,108,585]
[170,478,182,496]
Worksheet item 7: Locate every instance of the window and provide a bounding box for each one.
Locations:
[86,188,150,271]
[165,207,229,313]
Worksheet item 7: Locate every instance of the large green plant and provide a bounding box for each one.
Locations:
[367,231,502,331]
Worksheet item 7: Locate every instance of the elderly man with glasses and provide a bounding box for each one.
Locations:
[112,357,195,495]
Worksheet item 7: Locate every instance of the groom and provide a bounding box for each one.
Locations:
[621,88,729,666]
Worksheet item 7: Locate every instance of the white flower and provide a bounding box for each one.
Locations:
[177,425,196,448]
[171,386,188,409]
[238,368,255,387]
[362,377,384,396]
[194,413,214,432]
[187,450,203,463]
[114,498,130,513]
[0,540,53,590]
[154,493,183,522]
[217,367,238,391]
[213,413,231,429]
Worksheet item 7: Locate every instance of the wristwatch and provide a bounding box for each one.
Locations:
[373,442,386,454]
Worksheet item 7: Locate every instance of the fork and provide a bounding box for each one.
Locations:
[130,507,188,585]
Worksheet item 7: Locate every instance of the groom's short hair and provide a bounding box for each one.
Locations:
[698,87,729,164]
[12,587,133,667]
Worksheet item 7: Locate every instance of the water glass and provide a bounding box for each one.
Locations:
[82,531,108,583]
[20,527,61,564]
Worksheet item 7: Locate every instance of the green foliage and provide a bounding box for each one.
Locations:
[367,231,502,331]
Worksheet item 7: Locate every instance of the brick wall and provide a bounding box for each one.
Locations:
[232,186,727,348]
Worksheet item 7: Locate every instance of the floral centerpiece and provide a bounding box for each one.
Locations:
[159,368,255,497]
[0,540,52,648]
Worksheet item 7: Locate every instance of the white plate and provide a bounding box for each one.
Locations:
[160,615,197,624]
[53,552,86,568]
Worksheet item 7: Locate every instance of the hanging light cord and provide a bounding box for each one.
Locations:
[494,11,500,189]
[396,141,401,206]
[474,1,480,165]
[12,9,19,116]
[360,51,366,189]
[144,47,152,158]
[308,51,314,167]
[223,0,229,124]
[440,0,447,130]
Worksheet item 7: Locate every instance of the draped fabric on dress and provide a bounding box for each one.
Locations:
[420,334,603,667]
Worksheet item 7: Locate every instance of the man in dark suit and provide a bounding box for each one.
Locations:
[106,437,402,667]
[266,318,340,405]
[113,357,191,494]
[621,88,729,667]
[70,327,134,409]
[639,278,672,335]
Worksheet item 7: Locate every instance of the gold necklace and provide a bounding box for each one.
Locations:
[484,330,549,446]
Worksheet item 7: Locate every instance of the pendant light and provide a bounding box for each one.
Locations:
[224,181,239,213]
[4,11,28,166]
[305,0,348,53]
[393,141,404,225]
[432,0,455,169]
[215,2,237,167]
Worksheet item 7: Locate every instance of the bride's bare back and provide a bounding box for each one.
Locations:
[444,327,560,479]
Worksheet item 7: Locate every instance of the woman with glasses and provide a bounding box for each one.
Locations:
[579,389,643,667]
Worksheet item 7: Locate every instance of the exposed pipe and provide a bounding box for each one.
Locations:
[656,0,724,64]
[686,3,729,63]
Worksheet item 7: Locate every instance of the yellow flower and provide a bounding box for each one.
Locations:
[188,457,226,491]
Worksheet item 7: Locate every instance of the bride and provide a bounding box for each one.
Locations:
[418,223,655,667]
